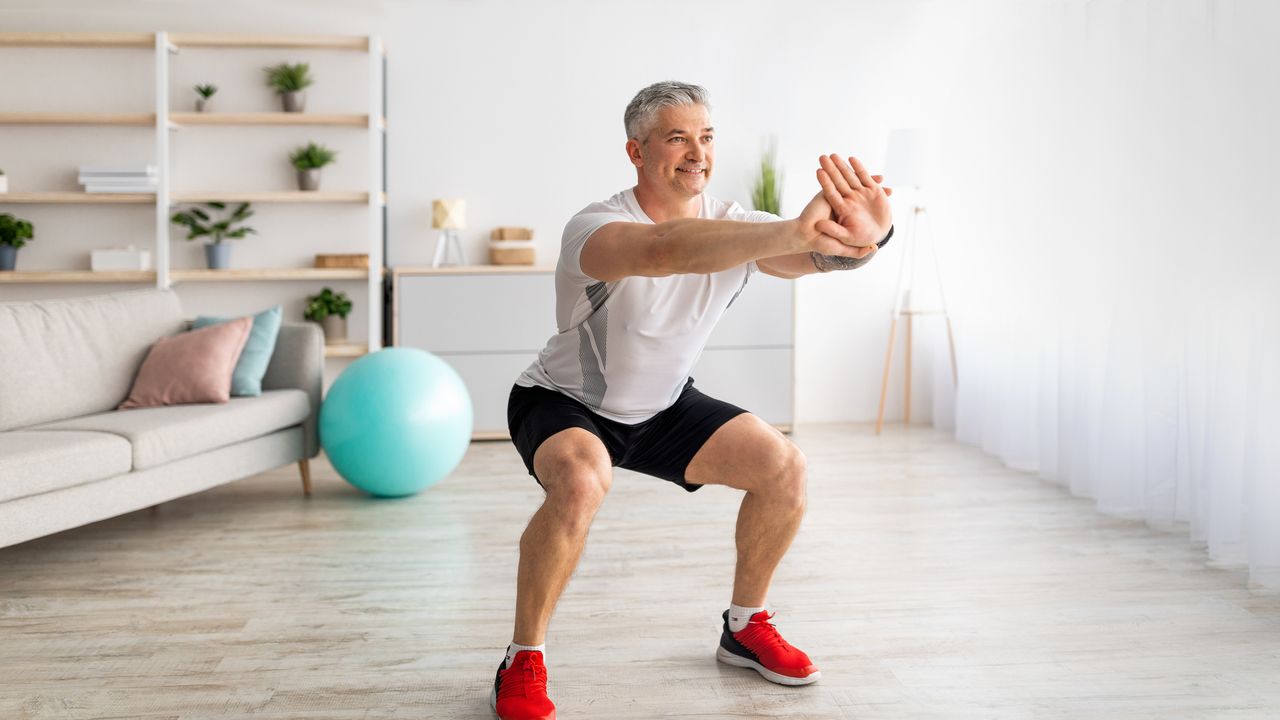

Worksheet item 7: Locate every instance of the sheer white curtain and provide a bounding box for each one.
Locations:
[918,0,1280,589]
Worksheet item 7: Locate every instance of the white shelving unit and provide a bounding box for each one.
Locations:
[0,31,387,355]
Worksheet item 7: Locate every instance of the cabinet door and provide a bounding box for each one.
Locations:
[397,273,556,352]
[430,352,539,435]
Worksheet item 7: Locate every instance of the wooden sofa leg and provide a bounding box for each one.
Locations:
[298,459,312,496]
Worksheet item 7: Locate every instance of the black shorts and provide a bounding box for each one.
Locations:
[506,379,749,492]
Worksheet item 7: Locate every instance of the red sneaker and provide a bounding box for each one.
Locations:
[716,610,821,685]
[491,650,556,720]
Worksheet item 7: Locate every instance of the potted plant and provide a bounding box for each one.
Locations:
[170,201,256,270]
[0,168,8,194]
[751,138,783,215]
[304,287,353,344]
[0,213,34,271]
[264,62,313,113]
[194,84,217,112]
[289,142,337,191]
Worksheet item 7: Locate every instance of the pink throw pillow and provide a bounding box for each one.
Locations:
[118,316,254,410]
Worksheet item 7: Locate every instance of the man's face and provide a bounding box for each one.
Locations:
[630,103,715,199]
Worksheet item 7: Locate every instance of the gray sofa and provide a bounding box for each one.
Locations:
[0,288,323,549]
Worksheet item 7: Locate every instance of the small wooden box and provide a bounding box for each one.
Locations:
[489,227,535,265]
[314,253,370,269]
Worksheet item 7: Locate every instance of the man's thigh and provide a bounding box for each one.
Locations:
[684,413,797,491]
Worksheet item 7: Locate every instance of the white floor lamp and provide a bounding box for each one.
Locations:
[876,129,957,434]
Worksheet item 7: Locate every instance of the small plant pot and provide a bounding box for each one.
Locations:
[297,168,322,191]
[204,242,231,270]
[281,91,306,113]
[0,175,8,193]
[321,314,347,345]
[0,245,17,271]
[195,97,211,113]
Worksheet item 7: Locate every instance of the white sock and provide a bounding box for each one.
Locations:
[505,642,546,669]
[728,603,766,633]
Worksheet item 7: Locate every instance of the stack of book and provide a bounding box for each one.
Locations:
[78,165,158,194]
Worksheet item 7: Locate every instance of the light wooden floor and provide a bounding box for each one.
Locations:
[2,424,1279,719]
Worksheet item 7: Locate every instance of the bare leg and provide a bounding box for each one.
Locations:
[512,428,613,646]
[686,414,808,607]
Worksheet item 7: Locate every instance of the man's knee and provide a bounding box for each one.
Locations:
[758,443,808,511]
[534,429,613,521]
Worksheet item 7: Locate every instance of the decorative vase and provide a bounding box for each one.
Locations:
[321,314,347,344]
[0,245,16,271]
[195,97,211,113]
[297,168,322,191]
[281,91,306,113]
[204,242,230,270]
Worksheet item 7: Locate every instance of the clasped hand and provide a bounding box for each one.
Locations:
[798,154,894,260]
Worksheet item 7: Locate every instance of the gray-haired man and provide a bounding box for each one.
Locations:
[492,81,894,720]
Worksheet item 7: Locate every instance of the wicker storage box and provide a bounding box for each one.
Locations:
[489,242,536,265]
[489,227,535,265]
[314,253,370,269]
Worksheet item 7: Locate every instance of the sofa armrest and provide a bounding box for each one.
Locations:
[262,322,324,458]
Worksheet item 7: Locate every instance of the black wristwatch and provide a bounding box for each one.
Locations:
[876,225,895,249]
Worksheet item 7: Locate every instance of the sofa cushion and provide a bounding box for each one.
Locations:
[0,431,134,503]
[0,289,184,431]
[31,389,311,471]
[118,316,253,410]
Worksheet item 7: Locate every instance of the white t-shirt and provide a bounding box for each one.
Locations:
[516,188,781,424]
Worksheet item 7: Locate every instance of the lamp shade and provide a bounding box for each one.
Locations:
[883,128,927,190]
[432,199,466,230]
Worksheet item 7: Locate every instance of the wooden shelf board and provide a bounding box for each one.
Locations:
[170,112,371,127]
[0,32,154,48]
[0,192,154,204]
[324,342,369,358]
[171,191,374,204]
[170,268,370,282]
[168,33,368,51]
[394,265,555,277]
[0,270,156,284]
[0,112,155,126]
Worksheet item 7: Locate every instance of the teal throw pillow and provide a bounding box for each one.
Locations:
[192,305,283,396]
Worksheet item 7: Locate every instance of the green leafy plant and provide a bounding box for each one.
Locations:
[0,213,34,249]
[751,139,783,216]
[170,202,256,245]
[289,142,337,170]
[304,287,353,321]
[264,62,313,93]
[195,84,218,99]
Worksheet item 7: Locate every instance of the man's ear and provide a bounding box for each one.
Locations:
[625,138,643,168]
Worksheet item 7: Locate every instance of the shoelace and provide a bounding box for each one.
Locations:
[499,655,548,700]
[737,612,793,655]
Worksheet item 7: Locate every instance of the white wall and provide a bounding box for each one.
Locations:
[1,0,945,421]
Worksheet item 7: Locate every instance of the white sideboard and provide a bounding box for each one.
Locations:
[393,266,794,439]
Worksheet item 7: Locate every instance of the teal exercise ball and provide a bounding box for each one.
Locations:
[320,347,473,497]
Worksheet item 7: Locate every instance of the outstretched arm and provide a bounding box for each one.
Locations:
[579,188,872,282]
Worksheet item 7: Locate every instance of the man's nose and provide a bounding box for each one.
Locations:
[687,144,705,163]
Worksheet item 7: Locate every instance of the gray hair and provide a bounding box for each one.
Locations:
[624,81,710,141]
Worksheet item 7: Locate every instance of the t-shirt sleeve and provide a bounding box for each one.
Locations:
[559,209,633,287]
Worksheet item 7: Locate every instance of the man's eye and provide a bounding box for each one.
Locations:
[703,136,714,143]
[671,137,685,143]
